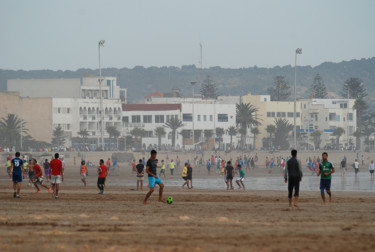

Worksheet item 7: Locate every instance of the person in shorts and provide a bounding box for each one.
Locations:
[143,150,164,204]
[50,153,64,199]
[317,152,335,204]
[32,159,51,193]
[136,159,145,191]
[9,152,24,198]
[97,159,107,194]
[236,164,246,190]
[43,159,50,182]
[80,160,88,187]
[225,161,234,190]
[159,160,166,178]
[181,162,190,189]
[6,157,11,176]
[369,160,375,180]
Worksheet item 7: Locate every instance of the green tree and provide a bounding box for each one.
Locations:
[130,127,147,148]
[266,124,276,149]
[274,118,293,150]
[332,127,345,150]
[52,125,65,147]
[250,127,260,150]
[78,128,89,145]
[200,75,218,99]
[228,126,237,151]
[215,127,224,149]
[0,114,27,149]
[106,125,121,150]
[311,130,322,149]
[311,74,327,98]
[353,129,362,150]
[164,117,183,148]
[267,76,291,101]
[236,103,260,150]
[154,126,166,150]
[342,78,367,99]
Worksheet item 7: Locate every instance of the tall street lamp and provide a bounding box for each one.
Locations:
[98,40,105,150]
[293,48,302,149]
[191,81,196,150]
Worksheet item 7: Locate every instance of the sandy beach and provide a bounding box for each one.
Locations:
[1,150,375,252]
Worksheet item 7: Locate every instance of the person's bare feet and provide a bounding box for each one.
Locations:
[329,197,332,203]
[143,200,148,204]
[158,199,165,203]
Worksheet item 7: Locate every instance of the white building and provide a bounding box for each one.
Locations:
[300,98,357,149]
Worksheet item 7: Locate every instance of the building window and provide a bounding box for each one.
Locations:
[58,108,61,114]
[197,115,201,121]
[122,116,129,123]
[203,115,207,121]
[271,112,275,117]
[67,124,70,130]
[296,112,300,117]
[132,115,141,123]
[281,112,286,117]
[348,113,353,121]
[287,112,293,118]
[340,103,348,108]
[67,108,70,114]
[146,131,153,137]
[315,115,318,121]
[277,112,281,117]
[336,115,340,122]
[304,104,306,109]
[143,115,152,123]
[155,115,164,123]
[264,98,267,101]
[109,115,113,120]
[218,114,228,122]
[183,113,192,122]
[210,115,213,121]
[267,112,271,117]
[329,113,336,121]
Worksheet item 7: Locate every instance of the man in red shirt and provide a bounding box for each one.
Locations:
[97,159,108,194]
[32,159,51,193]
[49,153,64,199]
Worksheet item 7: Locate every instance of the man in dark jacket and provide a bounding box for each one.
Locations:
[284,149,303,207]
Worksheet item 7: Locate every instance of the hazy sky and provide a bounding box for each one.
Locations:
[1,0,374,70]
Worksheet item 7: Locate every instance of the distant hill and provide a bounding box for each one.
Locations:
[1,57,374,108]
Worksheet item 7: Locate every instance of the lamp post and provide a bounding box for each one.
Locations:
[98,40,105,150]
[293,48,302,149]
[191,81,196,150]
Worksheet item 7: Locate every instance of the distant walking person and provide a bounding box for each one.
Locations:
[354,159,359,176]
[136,159,145,190]
[369,160,375,180]
[317,152,335,204]
[284,149,303,207]
[97,159,108,194]
[50,153,64,199]
[9,152,24,198]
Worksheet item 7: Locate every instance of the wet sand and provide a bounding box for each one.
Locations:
[1,150,375,251]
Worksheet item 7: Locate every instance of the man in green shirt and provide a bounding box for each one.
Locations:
[235,164,245,190]
[317,152,335,204]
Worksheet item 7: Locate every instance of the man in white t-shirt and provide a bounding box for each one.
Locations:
[354,159,359,176]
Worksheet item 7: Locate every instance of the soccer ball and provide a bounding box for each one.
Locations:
[166,196,173,204]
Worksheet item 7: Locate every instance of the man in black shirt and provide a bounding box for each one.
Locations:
[136,159,144,191]
[284,149,303,207]
[225,161,234,190]
[187,163,193,189]
[143,150,164,204]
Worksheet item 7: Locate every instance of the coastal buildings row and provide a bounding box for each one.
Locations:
[0,77,357,151]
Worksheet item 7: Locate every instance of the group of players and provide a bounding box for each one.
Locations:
[8,149,336,206]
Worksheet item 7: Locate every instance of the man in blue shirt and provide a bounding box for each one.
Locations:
[206,159,211,174]
[8,152,24,198]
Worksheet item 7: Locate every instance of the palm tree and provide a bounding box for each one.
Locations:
[164,117,183,148]
[274,118,293,150]
[106,125,121,150]
[236,103,260,150]
[154,126,166,150]
[216,127,224,150]
[251,127,260,150]
[266,124,276,149]
[353,129,362,150]
[78,128,89,146]
[0,113,27,149]
[227,126,237,151]
[311,130,322,150]
[130,127,147,149]
[332,127,345,150]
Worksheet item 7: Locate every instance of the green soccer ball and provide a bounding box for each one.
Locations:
[166,196,173,204]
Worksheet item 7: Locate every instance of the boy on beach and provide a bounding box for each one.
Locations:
[317,152,335,204]
[9,152,24,198]
[136,159,145,190]
[235,164,245,190]
[97,159,108,194]
[284,149,303,207]
[143,150,164,204]
[50,153,64,199]
[225,161,234,190]
[33,159,51,193]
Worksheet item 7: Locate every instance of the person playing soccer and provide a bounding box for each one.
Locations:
[159,160,166,178]
[43,159,50,182]
[143,150,164,204]
[225,161,234,190]
[169,159,175,176]
[97,159,108,194]
[236,164,245,190]
[80,160,88,187]
[181,162,190,189]
[6,157,11,177]
[49,153,64,199]
[9,152,24,198]
[284,149,303,207]
[136,159,145,191]
[317,152,335,204]
[32,159,51,193]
